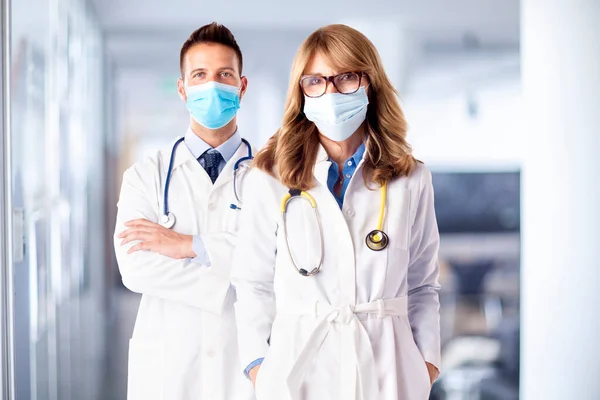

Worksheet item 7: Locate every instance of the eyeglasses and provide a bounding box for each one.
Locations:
[300,72,366,98]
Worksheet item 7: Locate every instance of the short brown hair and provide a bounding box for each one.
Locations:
[179,22,243,77]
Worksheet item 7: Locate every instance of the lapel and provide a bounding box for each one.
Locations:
[312,143,368,197]
[312,143,361,306]
[169,137,198,172]
[313,144,332,189]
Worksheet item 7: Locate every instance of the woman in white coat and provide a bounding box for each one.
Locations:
[232,24,441,400]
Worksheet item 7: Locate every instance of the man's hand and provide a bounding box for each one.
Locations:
[248,365,261,387]
[426,362,439,386]
[118,219,196,259]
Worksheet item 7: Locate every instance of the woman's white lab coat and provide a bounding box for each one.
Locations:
[114,139,255,400]
[232,146,441,400]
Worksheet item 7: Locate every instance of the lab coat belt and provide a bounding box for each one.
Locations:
[279,296,408,400]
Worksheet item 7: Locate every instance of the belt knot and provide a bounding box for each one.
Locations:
[328,304,355,325]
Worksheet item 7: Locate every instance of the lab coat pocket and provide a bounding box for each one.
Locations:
[387,187,411,251]
[127,339,165,400]
[226,206,241,232]
[254,322,293,400]
[385,247,410,294]
[254,353,273,400]
[253,358,266,398]
[402,319,431,396]
[254,346,286,400]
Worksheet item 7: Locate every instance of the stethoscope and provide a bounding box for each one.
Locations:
[280,183,389,276]
[160,137,253,229]
[230,140,254,211]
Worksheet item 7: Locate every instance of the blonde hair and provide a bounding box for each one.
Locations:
[254,24,416,190]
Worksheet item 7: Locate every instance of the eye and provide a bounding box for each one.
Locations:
[307,77,324,86]
[220,71,233,78]
[339,73,355,81]
[193,72,205,79]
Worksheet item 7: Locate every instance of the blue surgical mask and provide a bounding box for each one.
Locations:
[303,87,369,142]
[185,81,241,129]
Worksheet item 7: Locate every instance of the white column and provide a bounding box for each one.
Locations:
[521,1,600,399]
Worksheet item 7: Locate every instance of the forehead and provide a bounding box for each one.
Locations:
[303,52,339,76]
[183,42,240,73]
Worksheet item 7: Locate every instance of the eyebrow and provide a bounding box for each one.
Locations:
[189,67,236,76]
[303,71,347,78]
[217,67,237,74]
[189,68,206,76]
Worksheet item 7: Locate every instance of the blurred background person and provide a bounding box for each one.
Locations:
[1,0,598,399]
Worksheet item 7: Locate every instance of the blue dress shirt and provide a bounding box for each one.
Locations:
[326,143,366,208]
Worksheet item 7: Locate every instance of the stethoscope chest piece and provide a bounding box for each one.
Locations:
[160,212,176,229]
[365,229,389,251]
[299,267,320,277]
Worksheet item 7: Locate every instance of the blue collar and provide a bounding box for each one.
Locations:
[329,142,366,166]
[184,127,242,162]
[350,142,366,166]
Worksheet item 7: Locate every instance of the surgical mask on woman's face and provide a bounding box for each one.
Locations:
[303,87,369,142]
[185,81,241,129]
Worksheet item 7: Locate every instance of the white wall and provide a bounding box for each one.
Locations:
[407,78,523,171]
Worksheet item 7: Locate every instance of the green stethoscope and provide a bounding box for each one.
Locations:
[280,183,389,276]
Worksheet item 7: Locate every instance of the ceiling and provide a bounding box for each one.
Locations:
[92,0,519,34]
[91,0,520,72]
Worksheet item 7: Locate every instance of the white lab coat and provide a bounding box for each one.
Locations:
[114,138,255,400]
[233,145,441,400]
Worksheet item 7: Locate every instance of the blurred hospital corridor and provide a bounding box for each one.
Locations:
[103,291,138,400]
[1,0,599,399]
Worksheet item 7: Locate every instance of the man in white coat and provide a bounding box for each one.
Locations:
[114,22,255,400]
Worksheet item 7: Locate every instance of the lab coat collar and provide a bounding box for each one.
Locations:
[184,127,242,163]
[170,128,244,173]
[184,127,212,160]
[315,143,329,163]
[217,129,243,164]
[313,143,367,190]
[313,144,332,188]
[212,138,251,192]
[169,137,197,172]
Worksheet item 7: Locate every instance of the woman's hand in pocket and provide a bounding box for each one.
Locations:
[426,362,439,386]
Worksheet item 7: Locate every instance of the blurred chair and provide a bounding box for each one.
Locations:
[430,316,520,400]
[445,259,511,335]
[433,334,499,400]
[482,260,520,327]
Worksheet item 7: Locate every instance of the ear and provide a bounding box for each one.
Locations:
[177,78,187,102]
[239,76,249,101]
